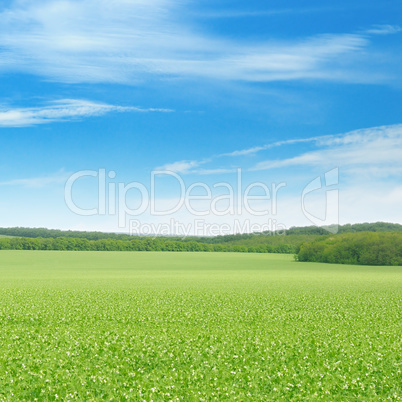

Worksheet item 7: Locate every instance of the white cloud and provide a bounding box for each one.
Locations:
[220,137,324,157]
[156,160,237,175]
[155,124,402,180]
[252,124,402,174]
[0,0,397,84]
[0,170,70,188]
[193,7,329,19]
[366,25,401,35]
[0,99,172,127]
[156,137,329,175]
[156,160,204,174]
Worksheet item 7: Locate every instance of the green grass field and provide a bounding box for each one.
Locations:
[0,251,401,400]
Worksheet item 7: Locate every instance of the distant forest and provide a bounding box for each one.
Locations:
[296,232,402,266]
[0,222,401,264]
[0,222,400,241]
[0,236,294,254]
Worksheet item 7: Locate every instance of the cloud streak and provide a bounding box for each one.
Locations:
[0,99,172,127]
[156,124,402,177]
[0,1,399,84]
[252,124,402,175]
[156,160,205,174]
[0,170,70,188]
[219,137,326,157]
[365,25,401,35]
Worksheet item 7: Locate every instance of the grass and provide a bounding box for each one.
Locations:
[0,251,401,400]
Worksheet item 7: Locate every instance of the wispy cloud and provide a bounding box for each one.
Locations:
[0,170,70,188]
[219,137,325,157]
[155,160,236,175]
[252,124,402,175]
[156,160,205,174]
[156,134,333,174]
[0,99,172,127]
[155,124,402,177]
[365,25,401,35]
[193,8,319,19]
[0,1,398,84]
[193,6,362,19]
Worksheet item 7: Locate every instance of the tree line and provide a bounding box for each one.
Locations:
[0,237,296,254]
[1,224,400,260]
[0,222,400,243]
[296,232,402,266]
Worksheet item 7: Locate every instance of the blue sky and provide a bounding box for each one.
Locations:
[0,0,401,234]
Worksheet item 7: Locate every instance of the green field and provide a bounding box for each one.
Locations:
[0,251,401,400]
